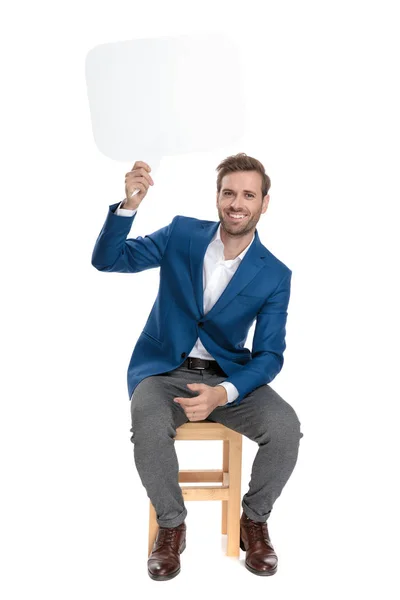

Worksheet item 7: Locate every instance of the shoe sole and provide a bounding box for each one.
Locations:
[147,540,186,581]
[244,561,278,576]
[240,536,278,577]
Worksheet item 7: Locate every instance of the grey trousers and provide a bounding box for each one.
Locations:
[130,363,304,528]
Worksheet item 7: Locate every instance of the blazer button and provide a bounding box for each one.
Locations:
[198,322,204,328]
[181,352,187,358]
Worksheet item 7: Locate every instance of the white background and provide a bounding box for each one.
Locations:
[1,1,399,598]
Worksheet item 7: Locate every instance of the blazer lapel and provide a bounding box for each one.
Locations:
[189,221,267,321]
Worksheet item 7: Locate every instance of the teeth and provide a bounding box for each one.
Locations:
[228,213,246,219]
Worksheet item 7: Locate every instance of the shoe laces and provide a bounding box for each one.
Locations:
[247,521,267,544]
[157,527,179,546]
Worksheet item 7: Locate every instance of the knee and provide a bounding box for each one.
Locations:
[263,403,303,445]
[131,401,164,433]
[130,394,176,444]
[130,376,161,425]
[130,408,166,445]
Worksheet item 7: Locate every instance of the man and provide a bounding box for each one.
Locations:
[91,152,304,580]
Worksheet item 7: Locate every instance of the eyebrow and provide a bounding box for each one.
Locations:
[222,188,257,195]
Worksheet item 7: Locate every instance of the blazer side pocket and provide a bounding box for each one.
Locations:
[142,331,163,347]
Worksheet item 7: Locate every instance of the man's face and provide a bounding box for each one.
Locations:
[216,170,269,237]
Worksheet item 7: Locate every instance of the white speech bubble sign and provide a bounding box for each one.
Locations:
[85,32,245,188]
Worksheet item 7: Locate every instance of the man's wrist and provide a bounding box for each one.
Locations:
[215,385,228,405]
[121,198,139,210]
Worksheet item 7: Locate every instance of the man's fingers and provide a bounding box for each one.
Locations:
[132,162,153,182]
[125,176,150,191]
[174,398,199,407]
[125,169,154,186]
[132,161,151,172]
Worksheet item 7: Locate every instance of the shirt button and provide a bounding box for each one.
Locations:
[198,322,204,328]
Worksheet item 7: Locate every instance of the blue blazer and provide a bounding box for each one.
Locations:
[92,202,292,406]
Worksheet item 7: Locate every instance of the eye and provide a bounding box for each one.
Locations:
[223,191,254,198]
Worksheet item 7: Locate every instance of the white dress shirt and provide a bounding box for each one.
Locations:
[114,201,255,403]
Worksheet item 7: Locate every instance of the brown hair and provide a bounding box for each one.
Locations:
[216,152,271,198]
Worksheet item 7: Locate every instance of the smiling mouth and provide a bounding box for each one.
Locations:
[226,212,248,222]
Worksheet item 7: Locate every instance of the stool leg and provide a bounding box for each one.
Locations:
[221,440,229,535]
[226,433,242,557]
[148,501,158,557]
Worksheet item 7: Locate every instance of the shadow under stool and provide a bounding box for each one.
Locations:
[148,420,243,558]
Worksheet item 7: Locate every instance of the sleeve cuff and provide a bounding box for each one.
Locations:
[217,382,239,404]
[114,200,137,216]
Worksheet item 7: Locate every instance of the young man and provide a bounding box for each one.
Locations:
[91,152,304,580]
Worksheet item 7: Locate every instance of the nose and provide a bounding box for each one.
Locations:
[229,201,246,211]
[229,196,246,208]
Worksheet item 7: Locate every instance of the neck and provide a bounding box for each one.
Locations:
[220,226,254,259]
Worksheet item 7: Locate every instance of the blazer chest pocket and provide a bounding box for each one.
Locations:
[235,293,264,306]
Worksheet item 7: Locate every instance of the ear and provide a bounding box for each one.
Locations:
[262,194,270,213]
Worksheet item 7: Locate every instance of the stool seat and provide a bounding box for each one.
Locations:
[148,420,243,557]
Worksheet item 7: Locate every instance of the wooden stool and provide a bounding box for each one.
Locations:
[148,421,243,557]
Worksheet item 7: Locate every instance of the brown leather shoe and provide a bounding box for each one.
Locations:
[240,512,278,576]
[147,521,186,581]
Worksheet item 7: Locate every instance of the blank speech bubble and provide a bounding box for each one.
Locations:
[85,33,245,193]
